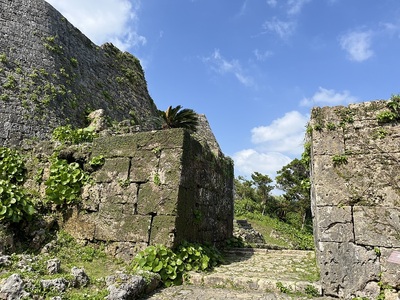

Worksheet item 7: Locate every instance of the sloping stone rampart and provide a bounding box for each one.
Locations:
[62,128,234,260]
[310,101,400,299]
[0,0,158,147]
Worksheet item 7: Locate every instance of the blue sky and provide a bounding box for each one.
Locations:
[46,0,400,182]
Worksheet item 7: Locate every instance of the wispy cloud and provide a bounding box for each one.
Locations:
[266,0,277,8]
[45,0,145,51]
[339,30,374,62]
[262,17,296,39]
[300,87,358,107]
[203,49,255,87]
[233,111,308,179]
[253,49,273,61]
[287,0,311,16]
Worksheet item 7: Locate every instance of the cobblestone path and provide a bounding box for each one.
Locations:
[142,248,336,299]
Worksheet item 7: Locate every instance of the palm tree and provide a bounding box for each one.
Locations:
[160,105,199,132]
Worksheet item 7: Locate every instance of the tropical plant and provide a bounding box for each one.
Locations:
[131,242,222,287]
[159,105,199,132]
[52,125,97,144]
[45,157,90,205]
[0,147,35,222]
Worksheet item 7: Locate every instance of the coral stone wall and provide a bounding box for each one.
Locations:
[63,128,234,260]
[0,0,158,147]
[310,101,400,299]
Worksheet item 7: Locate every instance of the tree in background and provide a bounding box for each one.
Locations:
[234,172,274,216]
[160,105,199,132]
[251,172,274,215]
[275,157,311,230]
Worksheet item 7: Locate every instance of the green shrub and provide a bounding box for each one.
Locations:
[131,242,222,287]
[0,148,35,222]
[0,180,35,223]
[0,147,26,183]
[45,158,90,205]
[52,125,97,144]
[377,110,397,123]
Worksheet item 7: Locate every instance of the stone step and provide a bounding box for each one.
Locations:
[186,248,322,296]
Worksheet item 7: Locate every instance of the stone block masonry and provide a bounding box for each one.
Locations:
[62,128,234,260]
[310,100,400,299]
[0,0,158,147]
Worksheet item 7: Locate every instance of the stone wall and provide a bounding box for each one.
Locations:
[62,128,234,260]
[0,0,158,147]
[310,101,400,299]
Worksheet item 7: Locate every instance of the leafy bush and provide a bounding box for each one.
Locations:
[0,180,35,222]
[0,147,35,222]
[131,242,222,287]
[52,125,97,144]
[0,147,26,183]
[377,110,398,123]
[45,158,90,205]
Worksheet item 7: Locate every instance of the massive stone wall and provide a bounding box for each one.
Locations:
[0,0,158,146]
[310,101,400,299]
[61,128,234,260]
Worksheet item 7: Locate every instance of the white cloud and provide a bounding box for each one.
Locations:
[45,0,145,51]
[262,17,296,39]
[233,149,292,179]
[300,87,358,106]
[203,49,255,87]
[253,49,273,61]
[339,30,374,62]
[251,111,308,155]
[287,0,311,15]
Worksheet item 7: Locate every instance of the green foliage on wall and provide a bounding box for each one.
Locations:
[52,125,97,144]
[0,147,35,222]
[45,157,90,205]
[377,94,400,123]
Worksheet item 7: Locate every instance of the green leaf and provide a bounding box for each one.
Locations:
[153,261,163,272]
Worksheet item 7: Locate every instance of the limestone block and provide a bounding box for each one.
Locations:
[92,157,130,183]
[317,242,380,298]
[89,182,138,206]
[380,247,400,288]
[63,208,96,241]
[92,130,185,158]
[136,182,178,215]
[312,154,400,207]
[94,215,151,243]
[314,206,353,243]
[129,150,159,182]
[312,155,349,206]
[158,148,183,186]
[105,242,147,261]
[354,207,400,247]
[149,215,176,247]
[312,130,345,156]
[344,124,400,154]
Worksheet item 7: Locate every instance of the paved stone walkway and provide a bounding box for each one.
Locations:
[142,248,336,299]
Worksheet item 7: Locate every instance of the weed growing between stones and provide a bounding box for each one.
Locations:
[377,94,400,123]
